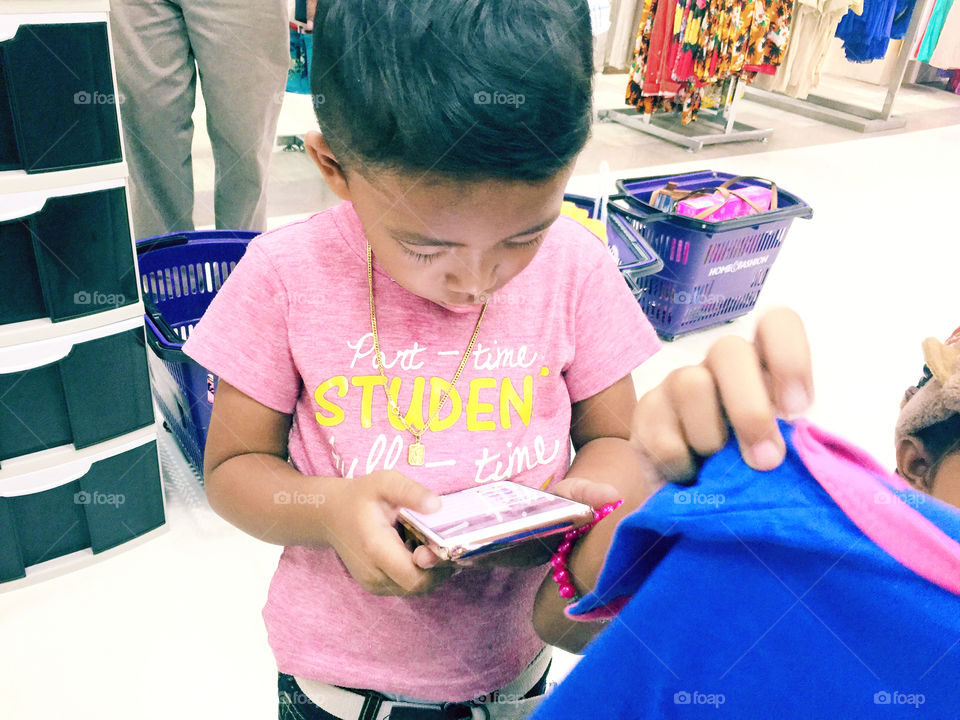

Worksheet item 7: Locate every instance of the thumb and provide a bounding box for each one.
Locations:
[377,472,441,514]
[552,476,620,509]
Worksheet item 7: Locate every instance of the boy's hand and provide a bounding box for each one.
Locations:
[631,307,813,483]
[320,470,455,596]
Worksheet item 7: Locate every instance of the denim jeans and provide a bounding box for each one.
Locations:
[277,667,551,720]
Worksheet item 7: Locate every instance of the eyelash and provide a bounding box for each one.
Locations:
[398,233,545,263]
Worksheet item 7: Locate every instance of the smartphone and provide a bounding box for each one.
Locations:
[398,481,595,564]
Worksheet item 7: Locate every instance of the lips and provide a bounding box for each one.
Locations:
[437,301,482,314]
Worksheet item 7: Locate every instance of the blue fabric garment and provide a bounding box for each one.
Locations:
[286,29,313,95]
[532,420,960,719]
[836,0,917,62]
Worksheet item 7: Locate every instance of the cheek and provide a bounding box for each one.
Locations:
[930,453,960,510]
[498,245,542,281]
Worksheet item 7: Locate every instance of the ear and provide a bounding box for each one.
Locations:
[304,131,351,202]
[896,436,933,490]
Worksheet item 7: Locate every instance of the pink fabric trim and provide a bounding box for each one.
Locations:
[792,419,960,597]
[565,595,630,622]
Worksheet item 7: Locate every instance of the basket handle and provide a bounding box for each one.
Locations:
[715,176,778,211]
[144,298,184,346]
[607,195,670,226]
[673,177,778,220]
[136,233,191,254]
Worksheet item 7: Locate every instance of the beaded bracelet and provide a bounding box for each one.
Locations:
[550,499,624,601]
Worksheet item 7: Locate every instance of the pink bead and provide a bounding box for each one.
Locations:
[600,503,616,516]
[550,554,566,569]
[553,569,570,584]
[577,524,593,536]
[559,583,577,599]
[556,540,572,555]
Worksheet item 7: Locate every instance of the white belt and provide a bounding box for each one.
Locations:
[293,647,552,720]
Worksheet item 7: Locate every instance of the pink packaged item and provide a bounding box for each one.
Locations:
[676,184,774,222]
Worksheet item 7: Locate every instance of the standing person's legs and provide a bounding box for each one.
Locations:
[181,0,288,232]
[111,0,199,238]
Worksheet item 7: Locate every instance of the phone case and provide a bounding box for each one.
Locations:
[397,481,595,564]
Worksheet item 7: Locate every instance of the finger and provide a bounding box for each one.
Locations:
[754,307,814,418]
[631,386,699,482]
[551,476,620,509]
[366,528,434,594]
[411,566,457,594]
[412,545,442,569]
[664,365,729,456]
[704,336,784,471]
[376,472,441,514]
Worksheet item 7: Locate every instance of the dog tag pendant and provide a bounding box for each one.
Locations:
[408,441,425,466]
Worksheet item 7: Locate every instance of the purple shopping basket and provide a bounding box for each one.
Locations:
[562,193,663,295]
[136,230,256,472]
[614,171,813,340]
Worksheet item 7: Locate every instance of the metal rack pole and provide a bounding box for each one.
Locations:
[881,0,931,117]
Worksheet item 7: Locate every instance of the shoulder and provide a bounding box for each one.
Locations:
[244,202,360,282]
[536,214,617,277]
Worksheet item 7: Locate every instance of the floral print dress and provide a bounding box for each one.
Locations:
[626,0,793,123]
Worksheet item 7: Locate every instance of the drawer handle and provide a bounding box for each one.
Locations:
[0,456,94,497]
[0,191,46,223]
[0,334,78,373]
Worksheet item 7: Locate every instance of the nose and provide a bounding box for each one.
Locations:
[447,252,497,299]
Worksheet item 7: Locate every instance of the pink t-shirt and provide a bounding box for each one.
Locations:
[182,201,660,701]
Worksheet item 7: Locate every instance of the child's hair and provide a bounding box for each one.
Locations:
[309,0,594,182]
[913,414,960,489]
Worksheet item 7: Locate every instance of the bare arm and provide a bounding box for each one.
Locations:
[533,375,661,653]
[203,380,449,595]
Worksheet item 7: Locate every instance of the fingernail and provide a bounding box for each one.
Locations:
[781,384,810,417]
[423,496,441,513]
[750,440,783,470]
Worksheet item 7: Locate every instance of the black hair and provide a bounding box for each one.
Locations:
[916,413,960,469]
[310,0,594,182]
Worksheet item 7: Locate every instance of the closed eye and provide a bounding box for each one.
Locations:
[397,242,442,263]
[506,232,546,249]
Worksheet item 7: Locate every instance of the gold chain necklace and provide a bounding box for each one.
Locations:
[367,242,486,466]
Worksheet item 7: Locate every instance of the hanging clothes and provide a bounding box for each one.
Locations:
[754,0,863,97]
[929,0,960,67]
[626,0,703,123]
[835,0,917,61]
[919,0,958,63]
[626,0,793,122]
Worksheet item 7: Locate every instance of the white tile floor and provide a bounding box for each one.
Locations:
[1,104,959,718]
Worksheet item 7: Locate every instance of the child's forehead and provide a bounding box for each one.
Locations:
[352,167,571,232]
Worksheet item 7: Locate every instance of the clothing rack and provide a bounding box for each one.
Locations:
[598,76,773,152]
[743,0,931,132]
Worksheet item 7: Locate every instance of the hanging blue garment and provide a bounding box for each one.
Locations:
[531,420,960,719]
[836,0,917,61]
[286,28,313,95]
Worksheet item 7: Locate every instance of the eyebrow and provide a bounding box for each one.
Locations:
[388,216,559,247]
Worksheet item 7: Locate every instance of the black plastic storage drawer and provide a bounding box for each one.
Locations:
[0,185,138,325]
[0,319,154,464]
[0,439,165,582]
[0,21,122,172]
